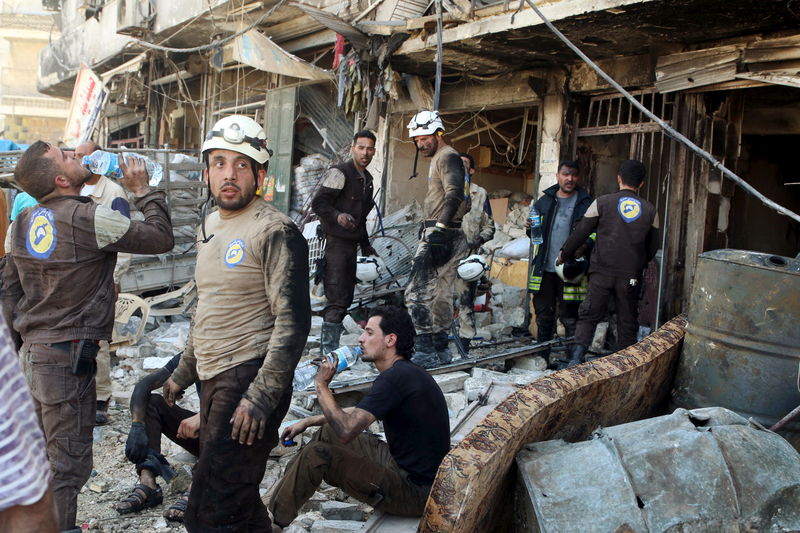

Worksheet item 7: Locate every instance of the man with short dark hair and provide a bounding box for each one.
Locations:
[519,160,593,367]
[311,130,378,355]
[559,159,660,367]
[2,140,174,532]
[268,305,450,529]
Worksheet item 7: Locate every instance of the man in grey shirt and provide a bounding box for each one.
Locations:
[522,161,593,367]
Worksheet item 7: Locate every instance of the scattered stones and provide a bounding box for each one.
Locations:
[432,371,470,393]
[88,479,109,493]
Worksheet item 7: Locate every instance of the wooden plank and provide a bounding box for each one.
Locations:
[577,121,668,137]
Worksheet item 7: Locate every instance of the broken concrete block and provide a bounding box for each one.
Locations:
[485,323,513,338]
[507,368,547,381]
[342,315,362,335]
[432,371,470,393]
[311,520,364,531]
[143,356,174,370]
[111,367,125,379]
[474,311,493,329]
[298,491,329,513]
[494,308,525,329]
[112,390,132,407]
[475,327,493,341]
[114,344,154,359]
[444,391,467,418]
[501,285,527,310]
[510,355,547,372]
[321,501,364,521]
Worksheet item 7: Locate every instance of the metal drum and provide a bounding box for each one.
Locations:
[672,249,800,447]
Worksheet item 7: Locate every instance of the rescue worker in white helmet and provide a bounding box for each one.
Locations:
[404,110,471,368]
[454,153,494,354]
[311,130,378,356]
[163,115,311,532]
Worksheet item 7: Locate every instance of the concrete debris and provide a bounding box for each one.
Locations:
[310,520,365,531]
[432,372,470,393]
[142,356,174,370]
[320,501,364,521]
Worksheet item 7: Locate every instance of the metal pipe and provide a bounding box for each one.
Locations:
[770,404,800,432]
[434,0,444,111]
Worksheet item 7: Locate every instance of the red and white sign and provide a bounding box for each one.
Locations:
[63,67,107,147]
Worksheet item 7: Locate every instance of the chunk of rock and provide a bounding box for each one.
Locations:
[310,520,365,531]
[432,372,470,393]
[320,501,363,521]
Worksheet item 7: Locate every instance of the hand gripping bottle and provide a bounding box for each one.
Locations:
[292,346,363,391]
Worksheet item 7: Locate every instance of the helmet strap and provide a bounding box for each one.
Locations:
[409,146,419,180]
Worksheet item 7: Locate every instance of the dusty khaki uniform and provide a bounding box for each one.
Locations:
[405,145,469,335]
[455,183,494,340]
[170,198,311,533]
[2,192,173,530]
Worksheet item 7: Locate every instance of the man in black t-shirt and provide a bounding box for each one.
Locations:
[268,305,450,529]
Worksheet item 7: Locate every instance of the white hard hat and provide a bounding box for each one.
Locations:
[556,257,588,284]
[356,256,382,283]
[202,115,272,164]
[457,254,488,282]
[407,110,445,138]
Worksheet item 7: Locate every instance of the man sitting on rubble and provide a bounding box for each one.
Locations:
[268,305,450,530]
[163,115,311,533]
[116,352,199,522]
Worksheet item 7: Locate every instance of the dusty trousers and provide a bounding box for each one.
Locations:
[21,342,95,530]
[454,276,478,340]
[574,272,640,350]
[405,228,468,335]
[144,393,199,458]
[268,424,431,528]
[95,340,112,403]
[321,235,359,323]
[184,361,289,533]
[533,272,581,341]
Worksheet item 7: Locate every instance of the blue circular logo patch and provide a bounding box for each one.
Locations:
[618,197,642,223]
[26,208,57,259]
[224,239,245,268]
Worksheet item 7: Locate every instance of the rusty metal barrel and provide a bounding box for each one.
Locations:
[672,249,800,447]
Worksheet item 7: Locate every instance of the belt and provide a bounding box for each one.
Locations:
[423,220,461,229]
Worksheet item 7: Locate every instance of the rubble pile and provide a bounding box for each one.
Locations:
[290,154,330,222]
[81,306,552,531]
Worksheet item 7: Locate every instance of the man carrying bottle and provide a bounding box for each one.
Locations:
[2,141,174,532]
[517,160,593,368]
[162,115,311,533]
[268,305,450,530]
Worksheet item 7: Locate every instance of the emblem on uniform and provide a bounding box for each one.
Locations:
[26,207,57,259]
[224,239,245,268]
[618,197,642,223]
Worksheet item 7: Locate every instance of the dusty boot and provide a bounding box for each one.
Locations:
[411,334,438,369]
[561,344,587,369]
[320,321,343,356]
[433,332,452,365]
[562,319,577,339]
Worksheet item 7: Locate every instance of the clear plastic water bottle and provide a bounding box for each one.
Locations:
[82,150,164,185]
[529,204,543,245]
[292,346,363,391]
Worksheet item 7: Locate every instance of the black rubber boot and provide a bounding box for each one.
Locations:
[458,337,471,355]
[411,334,439,369]
[433,332,452,365]
[563,319,577,339]
[561,344,587,369]
[320,321,343,356]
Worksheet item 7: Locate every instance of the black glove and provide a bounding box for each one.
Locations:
[426,228,454,267]
[125,421,149,464]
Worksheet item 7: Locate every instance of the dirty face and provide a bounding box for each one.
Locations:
[414,134,439,158]
[205,149,263,213]
[351,136,376,171]
[359,315,392,363]
[556,164,579,195]
[44,144,92,188]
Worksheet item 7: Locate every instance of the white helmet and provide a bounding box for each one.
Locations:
[202,115,272,164]
[356,256,382,283]
[556,257,588,284]
[457,254,488,282]
[407,110,445,138]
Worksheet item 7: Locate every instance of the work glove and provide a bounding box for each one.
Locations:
[426,228,454,267]
[125,421,149,464]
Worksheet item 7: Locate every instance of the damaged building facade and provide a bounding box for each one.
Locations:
[37,0,800,320]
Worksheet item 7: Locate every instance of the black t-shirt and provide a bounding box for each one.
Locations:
[356,359,450,485]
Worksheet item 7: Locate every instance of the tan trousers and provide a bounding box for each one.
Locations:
[95,340,111,403]
[269,425,431,528]
[21,342,95,531]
